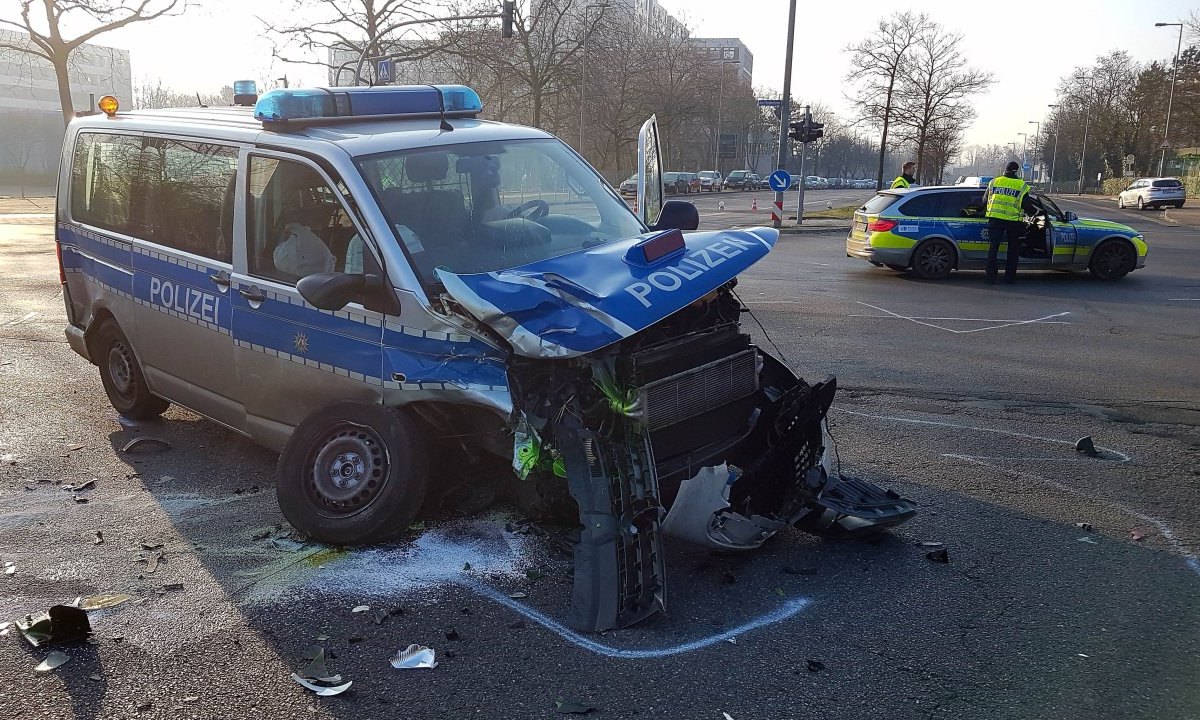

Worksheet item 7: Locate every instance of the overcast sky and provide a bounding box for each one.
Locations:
[95,0,1193,148]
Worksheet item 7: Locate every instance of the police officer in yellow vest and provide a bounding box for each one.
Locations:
[891,161,917,189]
[983,161,1032,284]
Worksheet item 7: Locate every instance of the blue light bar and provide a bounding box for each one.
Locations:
[253,84,482,124]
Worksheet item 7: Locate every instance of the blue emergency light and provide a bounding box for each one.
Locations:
[253,84,482,124]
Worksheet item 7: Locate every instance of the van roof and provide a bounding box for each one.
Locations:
[69,105,554,155]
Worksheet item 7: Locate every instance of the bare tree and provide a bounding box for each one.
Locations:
[892,22,990,184]
[133,79,235,109]
[0,0,185,124]
[845,11,929,189]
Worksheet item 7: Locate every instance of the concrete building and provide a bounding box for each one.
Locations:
[0,29,132,115]
[689,37,753,85]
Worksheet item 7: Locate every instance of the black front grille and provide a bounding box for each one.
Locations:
[638,349,759,431]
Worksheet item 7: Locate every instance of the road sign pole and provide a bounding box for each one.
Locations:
[773,0,797,230]
[795,105,809,225]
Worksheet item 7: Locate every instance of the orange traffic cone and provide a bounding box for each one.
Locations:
[752,198,758,211]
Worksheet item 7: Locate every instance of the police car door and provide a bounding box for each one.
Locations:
[942,189,988,265]
[1040,194,1078,265]
[233,152,383,449]
[130,136,243,431]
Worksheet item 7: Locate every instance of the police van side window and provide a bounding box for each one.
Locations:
[142,138,237,264]
[70,133,142,235]
[247,156,355,285]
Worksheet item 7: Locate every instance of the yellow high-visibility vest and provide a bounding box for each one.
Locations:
[891,175,910,189]
[984,175,1029,222]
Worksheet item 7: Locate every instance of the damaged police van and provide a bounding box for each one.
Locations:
[58,85,914,631]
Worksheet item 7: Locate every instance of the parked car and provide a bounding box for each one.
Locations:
[723,170,752,191]
[757,175,773,189]
[662,171,689,195]
[1117,177,1186,210]
[619,174,638,196]
[747,173,761,189]
[699,170,722,191]
[682,172,702,193]
[847,186,1147,280]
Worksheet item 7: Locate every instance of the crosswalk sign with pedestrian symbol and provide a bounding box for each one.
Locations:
[377,59,394,83]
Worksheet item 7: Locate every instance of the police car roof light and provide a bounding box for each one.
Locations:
[253,84,482,125]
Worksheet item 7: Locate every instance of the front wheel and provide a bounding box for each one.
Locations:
[1136,196,1144,210]
[94,319,170,419]
[910,239,955,279]
[1089,239,1136,281]
[1117,196,1125,209]
[277,403,429,545]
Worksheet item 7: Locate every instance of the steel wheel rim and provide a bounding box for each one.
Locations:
[107,342,135,398]
[920,243,951,275]
[306,423,390,518]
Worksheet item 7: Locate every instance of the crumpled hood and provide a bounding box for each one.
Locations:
[437,227,777,358]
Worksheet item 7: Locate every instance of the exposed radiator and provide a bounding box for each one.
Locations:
[638,349,760,431]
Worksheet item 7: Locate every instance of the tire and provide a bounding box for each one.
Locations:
[1089,239,1137,281]
[277,402,429,545]
[94,319,169,419]
[1175,202,1184,209]
[910,239,955,279]
[1136,196,1144,210]
[1117,196,1125,209]
[885,263,908,271]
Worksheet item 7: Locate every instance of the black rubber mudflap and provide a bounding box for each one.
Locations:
[794,477,917,538]
[557,416,666,632]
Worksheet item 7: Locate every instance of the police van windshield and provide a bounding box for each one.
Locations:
[355,139,645,285]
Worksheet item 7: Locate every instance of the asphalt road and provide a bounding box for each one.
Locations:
[0,197,1197,720]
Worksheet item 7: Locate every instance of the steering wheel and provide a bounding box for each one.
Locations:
[507,199,550,221]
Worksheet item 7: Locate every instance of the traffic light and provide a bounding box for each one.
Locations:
[787,118,825,144]
[805,120,824,143]
[788,120,805,143]
[502,1,515,38]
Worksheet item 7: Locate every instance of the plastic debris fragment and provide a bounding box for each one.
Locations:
[121,436,171,454]
[351,605,370,613]
[16,605,91,647]
[925,548,950,563]
[35,651,70,672]
[806,659,826,672]
[292,648,352,696]
[4,561,14,575]
[390,644,438,669]
[1074,522,1094,532]
[79,594,133,611]
[1075,436,1098,457]
[291,674,352,696]
[554,700,598,714]
[93,531,104,545]
[1130,528,1146,542]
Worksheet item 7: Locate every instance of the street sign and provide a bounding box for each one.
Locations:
[768,169,792,192]
[718,133,738,159]
[757,99,782,107]
[377,59,394,83]
[1022,163,1031,172]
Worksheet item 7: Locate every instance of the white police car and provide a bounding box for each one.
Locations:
[58,83,914,631]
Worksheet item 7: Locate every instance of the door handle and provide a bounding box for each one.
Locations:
[209,270,231,288]
[239,286,266,303]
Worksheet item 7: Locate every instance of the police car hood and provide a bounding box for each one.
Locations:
[436,227,777,359]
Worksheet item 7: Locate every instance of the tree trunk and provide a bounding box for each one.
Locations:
[54,50,75,126]
[875,76,895,190]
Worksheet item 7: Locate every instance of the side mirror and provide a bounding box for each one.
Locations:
[651,199,699,231]
[1064,211,1078,222]
[297,272,369,311]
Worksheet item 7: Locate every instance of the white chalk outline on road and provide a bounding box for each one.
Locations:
[466,581,811,659]
[1167,298,1200,301]
[840,409,1199,577]
[854,302,1071,334]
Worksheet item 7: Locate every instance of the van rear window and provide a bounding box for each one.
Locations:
[1152,179,1182,188]
[859,192,901,215]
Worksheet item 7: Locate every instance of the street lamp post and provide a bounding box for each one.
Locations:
[1155,21,1184,176]
[1047,104,1059,191]
[1018,132,1028,179]
[1028,120,1040,183]
[712,57,740,174]
[579,2,610,153]
[1075,74,1092,195]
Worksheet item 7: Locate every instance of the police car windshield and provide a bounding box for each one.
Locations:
[356,139,645,285]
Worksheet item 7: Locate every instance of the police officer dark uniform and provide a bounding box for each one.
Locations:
[983,161,1031,284]
[891,161,917,189]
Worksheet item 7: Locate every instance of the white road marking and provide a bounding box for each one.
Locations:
[840,409,1199,577]
[849,314,1070,324]
[1167,298,1200,301]
[856,302,1071,334]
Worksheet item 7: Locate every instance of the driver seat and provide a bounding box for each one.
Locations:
[383,152,469,270]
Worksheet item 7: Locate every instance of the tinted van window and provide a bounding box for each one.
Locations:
[143,138,238,263]
[71,132,142,235]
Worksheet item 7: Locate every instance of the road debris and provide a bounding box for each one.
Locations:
[291,647,352,696]
[139,548,165,573]
[1074,522,1094,532]
[121,436,171,454]
[508,591,529,599]
[554,700,598,714]
[925,548,950,563]
[65,479,96,492]
[0,621,11,637]
[93,531,104,545]
[34,651,70,672]
[115,415,140,429]
[444,628,460,641]
[390,644,438,669]
[806,659,826,672]
[1130,528,1146,542]
[79,594,133,611]
[16,605,91,646]
[4,561,14,575]
[1075,436,1099,457]
[72,495,89,504]
[351,605,370,613]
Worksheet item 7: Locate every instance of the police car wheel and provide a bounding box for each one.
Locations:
[1089,239,1136,281]
[911,239,954,279]
[277,403,428,545]
[95,320,170,420]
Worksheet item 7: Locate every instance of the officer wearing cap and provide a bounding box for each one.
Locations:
[983,161,1032,284]
[891,161,917,189]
